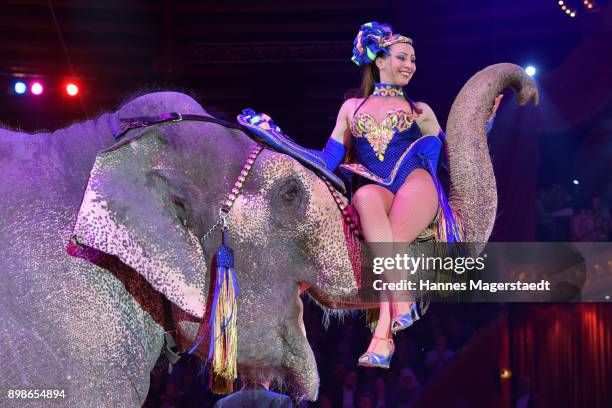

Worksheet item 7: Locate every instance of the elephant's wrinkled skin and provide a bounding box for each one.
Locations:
[0,63,537,406]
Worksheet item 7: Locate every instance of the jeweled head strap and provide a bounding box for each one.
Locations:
[115,112,243,141]
[351,21,413,66]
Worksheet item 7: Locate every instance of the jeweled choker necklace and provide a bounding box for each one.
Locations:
[372,83,404,97]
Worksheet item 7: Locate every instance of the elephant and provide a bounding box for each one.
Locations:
[0,62,537,407]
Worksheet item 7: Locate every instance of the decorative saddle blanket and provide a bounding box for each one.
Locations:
[237,108,347,194]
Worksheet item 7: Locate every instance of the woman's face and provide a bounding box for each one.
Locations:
[376,42,416,87]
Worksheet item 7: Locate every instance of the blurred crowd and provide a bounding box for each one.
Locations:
[143,303,499,407]
[302,302,496,408]
[536,182,611,242]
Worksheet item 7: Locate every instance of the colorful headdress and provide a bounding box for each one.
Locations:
[351,22,413,66]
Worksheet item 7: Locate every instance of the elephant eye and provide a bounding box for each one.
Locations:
[170,194,186,211]
[270,177,308,228]
[279,178,304,204]
[169,193,189,226]
[273,178,305,206]
[284,184,298,201]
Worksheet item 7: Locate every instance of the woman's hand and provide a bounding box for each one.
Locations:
[414,102,443,136]
[488,94,503,122]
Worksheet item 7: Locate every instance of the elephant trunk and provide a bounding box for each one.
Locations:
[445,63,539,244]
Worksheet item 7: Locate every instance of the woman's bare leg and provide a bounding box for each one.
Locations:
[352,184,394,242]
[352,184,396,356]
[388,168,438,317]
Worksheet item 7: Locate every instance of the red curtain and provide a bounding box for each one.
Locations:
[511,304,612,407]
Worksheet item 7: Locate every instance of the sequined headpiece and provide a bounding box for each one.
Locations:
[351,22,413,66]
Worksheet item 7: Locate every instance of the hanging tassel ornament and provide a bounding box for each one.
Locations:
[188,145,263,394]
[208,220,239,394]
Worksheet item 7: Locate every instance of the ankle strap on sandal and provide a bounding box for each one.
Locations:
[372,335,393,342]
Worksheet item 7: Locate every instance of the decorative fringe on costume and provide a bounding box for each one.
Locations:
[425,157,469,296]
[432,206,469,297]
[366,309,380,333]
[426,157,463,247]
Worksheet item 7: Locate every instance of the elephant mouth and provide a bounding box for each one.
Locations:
[297,287,307,336]
[266,284,318,401]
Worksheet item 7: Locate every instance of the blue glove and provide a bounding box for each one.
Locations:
[307,138,346,171]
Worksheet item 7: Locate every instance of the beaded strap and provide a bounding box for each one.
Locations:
[322,179,362,238]
[222,145,264,214]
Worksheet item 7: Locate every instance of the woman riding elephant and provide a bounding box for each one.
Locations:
[241,21,503,369]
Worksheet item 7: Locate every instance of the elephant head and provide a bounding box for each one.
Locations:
[69,92,361,400]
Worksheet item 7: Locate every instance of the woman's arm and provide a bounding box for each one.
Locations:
[329,98,355,147]
[311,99,354,170]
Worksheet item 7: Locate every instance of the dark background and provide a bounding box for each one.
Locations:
[0,0,596,130]
[1,0,611,241]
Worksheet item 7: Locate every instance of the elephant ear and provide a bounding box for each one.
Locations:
[69,126,208,318]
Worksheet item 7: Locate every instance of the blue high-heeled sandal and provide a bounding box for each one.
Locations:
[391,303,420,334]
[357,336,395,369]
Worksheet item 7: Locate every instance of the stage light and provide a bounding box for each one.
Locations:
[525,66,536,76]
[558,0,578,17]
[65,83,79,96]
[583,0,598,12]
[500,368,512,379]
[31,81,44,95]
[14,81,27,94]
[573,179,580,185]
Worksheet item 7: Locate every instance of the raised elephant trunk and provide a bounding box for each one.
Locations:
[445,63,539,244]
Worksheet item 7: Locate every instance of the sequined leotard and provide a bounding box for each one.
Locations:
[339,105,443,193]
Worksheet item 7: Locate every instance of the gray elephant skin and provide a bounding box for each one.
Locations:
[0,63,537,407]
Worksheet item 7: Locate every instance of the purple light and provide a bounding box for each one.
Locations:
[30,81,44,95]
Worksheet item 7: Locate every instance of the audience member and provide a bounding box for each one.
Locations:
[392,368,422,407]
[213,377,292,408]
[373,377,391,408]
[356,391,376,408]
[330,370,358,408]
[425,334,455,375]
